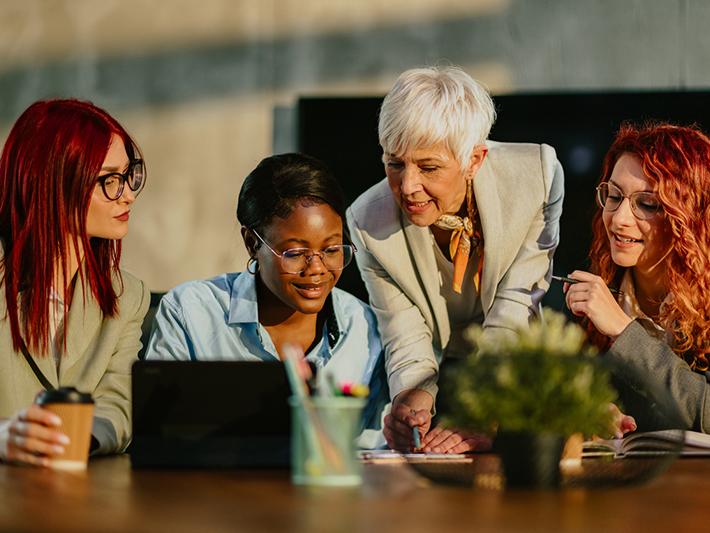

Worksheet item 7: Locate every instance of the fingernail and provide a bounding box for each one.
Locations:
[57,434,70,445]
[49,415,62,426]
[53,445,65,455]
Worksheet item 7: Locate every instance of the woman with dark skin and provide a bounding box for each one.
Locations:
[147,154,388,443]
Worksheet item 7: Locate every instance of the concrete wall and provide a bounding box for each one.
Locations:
[1,0,707,291]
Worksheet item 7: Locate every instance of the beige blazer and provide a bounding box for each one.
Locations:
[0,270,149,455]
[346,141,564,400]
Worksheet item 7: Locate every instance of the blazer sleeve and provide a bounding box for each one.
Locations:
[605,319,710,433]
[347,209,439,402]
[91,279,150,455]
[481,145,564,340]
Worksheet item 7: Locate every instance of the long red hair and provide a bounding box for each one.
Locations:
[0,99,140,354]
[588,122,710,370]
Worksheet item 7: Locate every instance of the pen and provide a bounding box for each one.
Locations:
[551,275,624,296]
[412,426,421,450]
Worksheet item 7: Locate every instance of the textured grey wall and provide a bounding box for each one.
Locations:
[1,0,707,290]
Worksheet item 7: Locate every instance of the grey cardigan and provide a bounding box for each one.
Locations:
[0,270,149,454]
[606,319,710,433]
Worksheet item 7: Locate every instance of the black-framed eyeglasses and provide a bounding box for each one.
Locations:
[596,182,662,220]
[251,229,356,274]
[96,159,146,201]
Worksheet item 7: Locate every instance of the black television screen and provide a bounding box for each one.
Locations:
[298,91,710,309]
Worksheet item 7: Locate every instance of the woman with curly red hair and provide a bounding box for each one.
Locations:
[0,99,150,466]
[564,122,710,432]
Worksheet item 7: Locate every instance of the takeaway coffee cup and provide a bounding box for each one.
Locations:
[35,387,94,470]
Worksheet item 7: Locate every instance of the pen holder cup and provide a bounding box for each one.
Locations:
[288,396,366,486]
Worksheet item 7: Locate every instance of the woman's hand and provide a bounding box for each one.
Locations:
[420,427,492,454]
[383,389,433,451]
[0,405,70,467]
[609,403,637,439]
[563,270,633,339]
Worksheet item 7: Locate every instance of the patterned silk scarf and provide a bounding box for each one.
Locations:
[432,178,483,294]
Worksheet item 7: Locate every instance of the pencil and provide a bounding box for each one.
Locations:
[551,275,624,296]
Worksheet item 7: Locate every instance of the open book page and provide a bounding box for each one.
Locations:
[582,430,710,458]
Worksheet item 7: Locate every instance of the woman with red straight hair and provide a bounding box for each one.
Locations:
[0,99,149,466]
[564,122,710,432]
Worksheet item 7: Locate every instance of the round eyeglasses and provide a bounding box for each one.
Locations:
[96,159,146,201]
[596,182,662,220]
[251,229,356,274]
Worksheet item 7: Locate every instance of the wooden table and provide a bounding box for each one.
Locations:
[1,455,709,532]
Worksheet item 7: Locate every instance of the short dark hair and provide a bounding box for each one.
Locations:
[236,153,346,234]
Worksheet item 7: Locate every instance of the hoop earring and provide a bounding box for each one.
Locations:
[246,257,259,275]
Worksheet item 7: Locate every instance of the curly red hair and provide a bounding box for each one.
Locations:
[588,122,710,370]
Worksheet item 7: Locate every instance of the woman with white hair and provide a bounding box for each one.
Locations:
[347,66,564,452]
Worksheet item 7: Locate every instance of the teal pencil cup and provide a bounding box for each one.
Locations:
[288,396,366,486]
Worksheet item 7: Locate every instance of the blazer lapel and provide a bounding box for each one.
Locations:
[402,213,451,350]
[60,278,102,379]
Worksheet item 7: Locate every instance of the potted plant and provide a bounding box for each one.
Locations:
[443,310,616,488]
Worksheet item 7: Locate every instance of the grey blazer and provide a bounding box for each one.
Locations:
[607,319,710,433]
[0,271,149,454]
[346,141,564,400]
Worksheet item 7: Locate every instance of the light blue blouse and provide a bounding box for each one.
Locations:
[145,271,388,442]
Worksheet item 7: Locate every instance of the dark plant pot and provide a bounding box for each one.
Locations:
[495,431,565,489]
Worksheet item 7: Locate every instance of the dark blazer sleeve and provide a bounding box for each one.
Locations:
[604,319,710,433]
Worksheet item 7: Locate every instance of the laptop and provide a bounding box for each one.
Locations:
[130,360,291,469]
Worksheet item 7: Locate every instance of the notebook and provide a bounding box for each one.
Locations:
[130,360,291,468]
[582,430,710,458]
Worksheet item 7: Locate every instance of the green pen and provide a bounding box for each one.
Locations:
[412,426,421,450]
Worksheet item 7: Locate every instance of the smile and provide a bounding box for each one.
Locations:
[403,198,432,213]
[612,232,642,245]
[292,282,328,298]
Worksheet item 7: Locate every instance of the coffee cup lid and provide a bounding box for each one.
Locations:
[35,387,94,405]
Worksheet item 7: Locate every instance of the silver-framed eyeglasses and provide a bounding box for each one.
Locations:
[596,181,662,220]
[96,159,146,201]
[251,229,356,274]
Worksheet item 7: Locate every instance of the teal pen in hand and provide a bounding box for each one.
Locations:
[412,426,421,450]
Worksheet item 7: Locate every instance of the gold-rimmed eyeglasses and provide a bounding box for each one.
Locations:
[596,182,662,220]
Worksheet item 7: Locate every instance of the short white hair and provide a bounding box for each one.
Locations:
[378,66,496,166]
